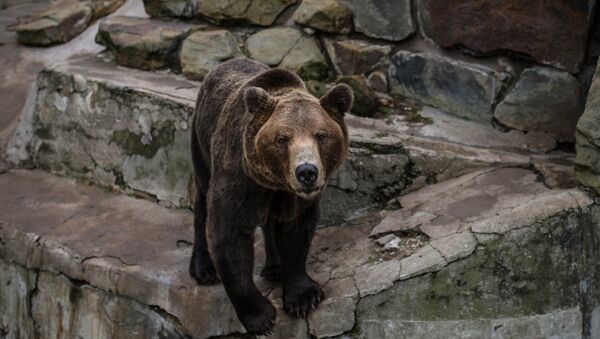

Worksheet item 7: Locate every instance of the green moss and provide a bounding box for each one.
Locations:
[357,212,583,322]
[298,61,329,82]
[111,122,175,159]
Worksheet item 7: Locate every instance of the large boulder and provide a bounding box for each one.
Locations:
[180,30,243,81]
[246,27,301,66]
[196,0,296,26]
[494,67,583,143]
[142,0,194,19]
[351,0,414,41]
[293,0,352,34]
[336,75,380,117]
[14,0,93,46]
[576,60,600,194]
[324,38,391,76]
[417,0,594,73]
[96,16,193,70]
[14,0,125,46]
[247,27,328,80]
[388,51,507,122]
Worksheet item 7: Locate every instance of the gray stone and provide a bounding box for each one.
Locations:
[246,27,302,66]
[31,271,183,339]
[491,308,582,339]
[15,0,93,46]
[279,35,328,81]
[143,0,194,18]
[180,30,243,81]
[351,0,414,41]
[196,0,296,26]
[96,16,193,71]
[29,58,198,207]
[91,0,126,18]
[293,0,352,34]
[429,232,477,263]
[354,259,400,297]
[371,167,591,239]
[367,71,388,92]
[324,38,391,75]
[247,27,328,81]
[357,211,586,338]
[592,307,600,339]
[398,244,447,280]
[469,189,591,235]
[319,149,411,225]
[389,51,507,122]
[576,59,600,194]
[0,261,36,339]
[336,75,380,117]
[494,67,583,142]
[308,277,358,337]
[374,234,396,247]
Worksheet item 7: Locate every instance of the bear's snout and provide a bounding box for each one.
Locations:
[296,163,319,189]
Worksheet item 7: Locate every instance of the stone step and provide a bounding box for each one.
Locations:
[0,168,595,338]
[13,0,125,46]
[5,56,577,225]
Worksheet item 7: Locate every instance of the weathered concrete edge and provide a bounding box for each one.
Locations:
[1,189,591,338]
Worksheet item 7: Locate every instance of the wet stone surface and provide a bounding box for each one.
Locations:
[0,166,592,338]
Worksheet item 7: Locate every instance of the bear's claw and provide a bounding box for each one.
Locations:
[239,298,277,335]
[283,275,325,318]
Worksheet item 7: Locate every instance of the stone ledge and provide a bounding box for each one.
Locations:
[0,168,593,338]
[5,57,576,225]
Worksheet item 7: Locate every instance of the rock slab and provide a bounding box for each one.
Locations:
[96,16,193,71]
[247,27,328,80]
[324,38,391,76]
[14,0,125,46]
[351,0,414,41]
[293,0,352,34]
[197,0,296,26]
[494,67,583,142]
[418,0,594,73]
[143,0,194,19]
[576,59,600,194]
[180,30,243,81]
[14,0,93,46]
[389,51,506,122]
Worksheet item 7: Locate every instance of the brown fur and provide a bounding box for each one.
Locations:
[189,58,353,335]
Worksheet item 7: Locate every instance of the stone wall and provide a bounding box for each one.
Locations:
[92,0,598,144]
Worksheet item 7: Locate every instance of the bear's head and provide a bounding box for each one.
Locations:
[242,71,353,200]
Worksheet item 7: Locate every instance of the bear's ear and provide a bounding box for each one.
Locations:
[320,84,354,120]
[243,86,276,118]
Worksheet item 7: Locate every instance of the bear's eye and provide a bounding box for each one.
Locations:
[276,135,289,147]
[315,133,328,145]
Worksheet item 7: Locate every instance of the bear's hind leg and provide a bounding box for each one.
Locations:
[260,219,281,282]
[189,128,219,285]
[274,201,324,318]
[190,191,220,285]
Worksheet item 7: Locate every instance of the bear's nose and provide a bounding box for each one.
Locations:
[296,163,318,188]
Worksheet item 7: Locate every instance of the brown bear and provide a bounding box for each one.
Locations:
[189,58,353,335]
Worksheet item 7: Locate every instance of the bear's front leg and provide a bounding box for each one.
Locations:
[273,200,324,318]
[206,183,276,335]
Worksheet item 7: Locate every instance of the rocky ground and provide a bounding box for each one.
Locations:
[1,1,600,338]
